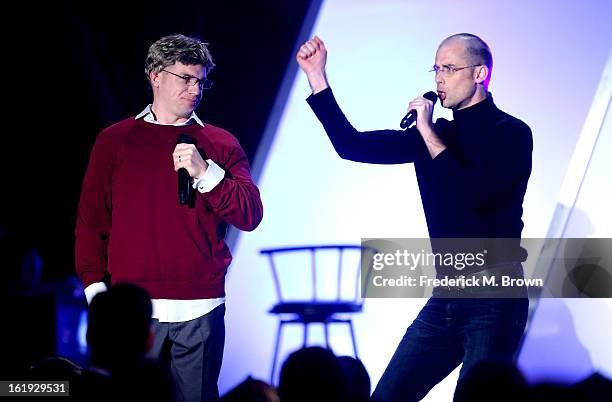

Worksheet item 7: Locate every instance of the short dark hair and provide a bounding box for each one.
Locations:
[441,33,493,71]
[145,34,215,78]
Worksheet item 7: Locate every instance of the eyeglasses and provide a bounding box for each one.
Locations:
[429,64,481,75]
[161,69,213,90]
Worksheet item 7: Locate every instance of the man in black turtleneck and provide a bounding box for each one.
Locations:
[296,33,532,401]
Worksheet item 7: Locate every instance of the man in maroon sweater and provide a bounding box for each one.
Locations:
[76,34,263,402]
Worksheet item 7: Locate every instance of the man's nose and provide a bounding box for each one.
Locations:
[189,83,202,96]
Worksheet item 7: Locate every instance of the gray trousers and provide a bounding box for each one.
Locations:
[148,304,225,402]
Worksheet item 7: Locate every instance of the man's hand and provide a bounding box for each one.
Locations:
[407,96,436,134]
[296,35,329,94]
[173,144,208,179]
[407,96,446,158]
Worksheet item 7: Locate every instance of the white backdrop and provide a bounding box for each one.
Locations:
[220,1,612,400]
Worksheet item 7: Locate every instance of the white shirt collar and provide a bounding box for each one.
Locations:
[135,104,204,127]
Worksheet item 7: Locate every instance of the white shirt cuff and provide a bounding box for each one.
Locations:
[192,159,225,193]
[84,282,108,304]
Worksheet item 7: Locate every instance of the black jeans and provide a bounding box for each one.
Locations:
[148,304,225,402]
[371,297,528,402]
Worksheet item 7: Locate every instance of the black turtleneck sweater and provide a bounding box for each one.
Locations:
[307,88,532,261]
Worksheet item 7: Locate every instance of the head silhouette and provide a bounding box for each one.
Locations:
[454,361,527,402]
[279,346,348,402]
[338,356,370,402]
[221,376,280,402]
[86,283,152,370]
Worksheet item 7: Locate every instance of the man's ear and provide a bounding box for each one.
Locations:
[150,70,161,88]
[475,65,489,84]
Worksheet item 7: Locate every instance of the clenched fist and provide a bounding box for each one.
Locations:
[296,35,329,94]
[172,143,208,179]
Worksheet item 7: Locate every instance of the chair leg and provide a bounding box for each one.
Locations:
[324,321,330,349]
[270,321,284,384]
[348,319,358,358]
[302,322,308,348]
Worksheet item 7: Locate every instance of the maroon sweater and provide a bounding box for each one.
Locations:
[75,117,263,299]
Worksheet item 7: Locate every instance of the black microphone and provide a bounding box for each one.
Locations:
[400,91,438,129]
[177,134,196,205]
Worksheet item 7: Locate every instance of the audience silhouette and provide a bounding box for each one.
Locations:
[84,282,172,401]
[19,296,612,402]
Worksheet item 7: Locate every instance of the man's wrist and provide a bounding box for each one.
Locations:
[306,70,329,94]
[193,159,225,193]
[194,160,210,180]
[419,124,446,158]
[418,122,438,141]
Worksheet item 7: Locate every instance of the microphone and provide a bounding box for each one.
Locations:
[177,134,196,205]
[400,91,438,129]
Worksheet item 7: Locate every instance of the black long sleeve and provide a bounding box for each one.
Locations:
[307,87,426,164]
[432,118,532,210]
[307,88,532,241]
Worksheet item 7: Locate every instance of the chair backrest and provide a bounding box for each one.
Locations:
[260,245,378,304]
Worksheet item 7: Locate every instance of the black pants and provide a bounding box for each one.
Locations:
[148,304,225,402]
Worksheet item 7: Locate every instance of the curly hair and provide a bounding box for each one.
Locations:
[144,34,215,78]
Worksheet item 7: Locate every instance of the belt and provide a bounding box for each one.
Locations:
[432,262,527,297]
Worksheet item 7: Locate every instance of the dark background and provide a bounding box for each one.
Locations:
[1,0,313,377]
[2,0,312,282]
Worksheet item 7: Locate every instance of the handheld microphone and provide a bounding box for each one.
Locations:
[400,91,438,129]
[177,134,196,205]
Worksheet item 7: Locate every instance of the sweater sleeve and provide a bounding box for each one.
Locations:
[432,119,533,208]
[75,130,114,288]
[200,137,263,232]
[306,87,424,164]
